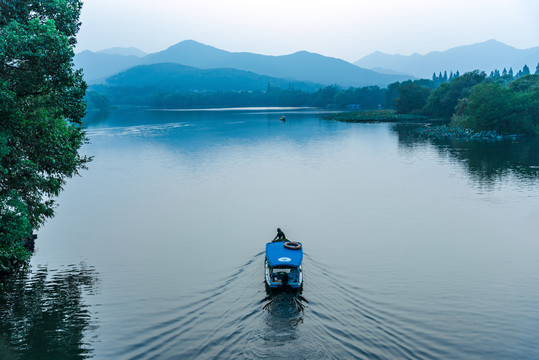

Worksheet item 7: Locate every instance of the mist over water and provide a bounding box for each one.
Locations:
[2,108,538,359]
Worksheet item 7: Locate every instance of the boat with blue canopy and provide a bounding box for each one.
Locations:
[265,240,303,290]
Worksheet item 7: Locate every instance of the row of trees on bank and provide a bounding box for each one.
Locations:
[392,71,539,135]
[432,63,539,85]
[489,63,539,80]
[87,83,388,110]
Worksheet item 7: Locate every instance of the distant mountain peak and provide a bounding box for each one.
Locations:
[355,39,539,79]
[287,50,325,59]
[165,40,219,51]
[76,39,412,87]
[97,47,147,57]
[177,39,200,44]
[150,40,228,60]
[169,39,203,47]
[482,39,506,45]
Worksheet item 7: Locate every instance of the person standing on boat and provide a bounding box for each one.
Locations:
[273,228,286,241]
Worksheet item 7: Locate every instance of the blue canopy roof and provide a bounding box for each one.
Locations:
[265,242,303,268]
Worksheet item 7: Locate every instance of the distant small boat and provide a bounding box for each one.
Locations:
[280,116,286,121]
[265,239,303,290]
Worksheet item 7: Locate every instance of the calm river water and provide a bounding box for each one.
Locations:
[1,108,539,359]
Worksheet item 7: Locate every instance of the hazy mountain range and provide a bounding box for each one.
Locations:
[75,51,142,83]
[75,40,410,88]
[354,39,539,79]
[75,39,539,93]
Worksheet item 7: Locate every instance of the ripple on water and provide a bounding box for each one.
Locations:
[0,263,99,360]
[111,251,443,360]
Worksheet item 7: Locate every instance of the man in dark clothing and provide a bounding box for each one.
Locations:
[273,228,286,241]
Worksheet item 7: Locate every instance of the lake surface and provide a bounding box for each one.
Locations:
[1,108,539,359]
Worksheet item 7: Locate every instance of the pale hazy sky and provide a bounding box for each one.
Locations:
[76,0,539,62]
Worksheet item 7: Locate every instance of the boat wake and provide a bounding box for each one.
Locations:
[113,251,433,360]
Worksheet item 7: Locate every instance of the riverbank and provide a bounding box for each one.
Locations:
[322,109,428,122]
[323,110,525,141]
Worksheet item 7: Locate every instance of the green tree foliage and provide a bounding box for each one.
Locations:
[516,65,531,79]
[451,80,537,135]
[508,74,539,93]
[394,81,431,114]
[0,0,89,273]
[96,84,390,110]
[333,86,385,109]
[311,85,340,107]
[385,82,401,109]
[424,70,486,119]
[431,71,455,86]
[509,74,539,129]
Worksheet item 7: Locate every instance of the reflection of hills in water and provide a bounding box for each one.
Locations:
[0,263,99,360]
[393,123,539,188]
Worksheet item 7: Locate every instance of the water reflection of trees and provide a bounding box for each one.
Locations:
[0,263,99,360]
[393,124,539,188]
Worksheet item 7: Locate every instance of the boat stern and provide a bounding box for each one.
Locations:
[265,260,303,289]
[265,240,303,290]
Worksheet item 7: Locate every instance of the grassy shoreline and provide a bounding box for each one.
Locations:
[322,110,428,122]
[322,110,525,140]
